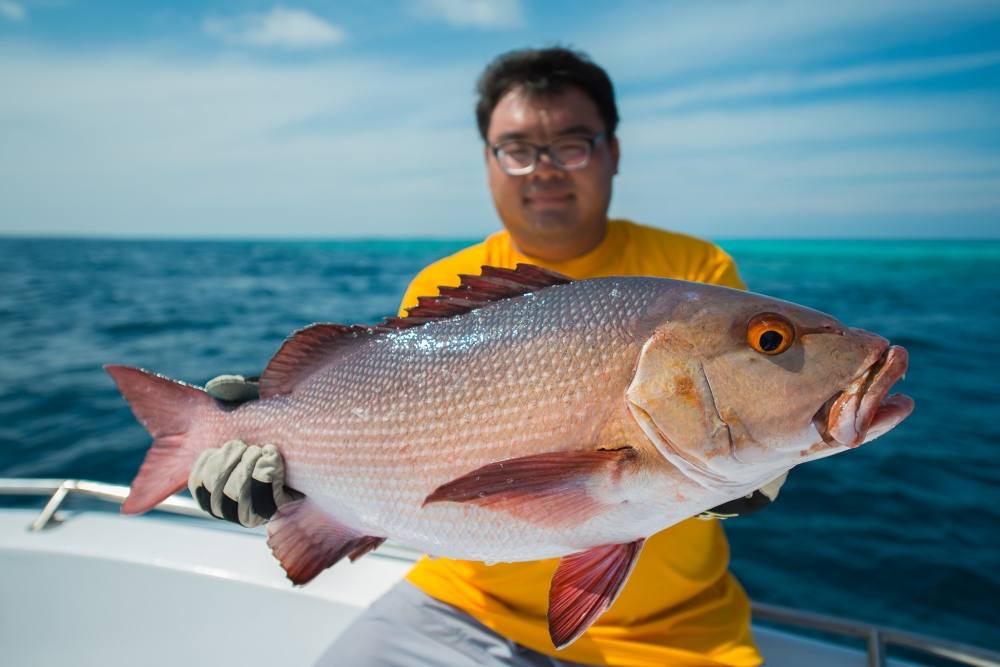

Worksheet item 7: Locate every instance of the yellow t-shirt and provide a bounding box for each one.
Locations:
[398,219,761,667]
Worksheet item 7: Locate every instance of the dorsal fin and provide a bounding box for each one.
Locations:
[382,263,572,329]
[259,324,378,398]
[260,263,572,397]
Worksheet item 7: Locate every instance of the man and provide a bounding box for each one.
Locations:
[191,48,783,666]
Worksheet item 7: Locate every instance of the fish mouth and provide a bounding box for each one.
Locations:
[812,345,914,448]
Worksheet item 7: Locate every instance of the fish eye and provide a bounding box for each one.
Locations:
[747,313,795,355]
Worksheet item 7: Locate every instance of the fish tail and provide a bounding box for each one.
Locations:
[105,364,225,515]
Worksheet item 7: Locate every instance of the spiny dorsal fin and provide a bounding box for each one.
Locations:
[260,323,379,398]
[382,263,572,329]
[260,263,572,397]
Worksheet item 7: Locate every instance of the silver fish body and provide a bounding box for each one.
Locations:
[108,266,913,648]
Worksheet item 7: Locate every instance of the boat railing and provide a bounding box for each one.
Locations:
[0,477,203,530]
[1,477,997,667]
[750,603,999,667]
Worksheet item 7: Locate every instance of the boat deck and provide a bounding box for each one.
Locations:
[1,479,996,667]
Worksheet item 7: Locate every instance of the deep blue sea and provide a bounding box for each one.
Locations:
[0,237,997,652]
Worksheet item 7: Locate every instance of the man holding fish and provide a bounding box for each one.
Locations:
[110,48,911,666]
[196,47,775,666]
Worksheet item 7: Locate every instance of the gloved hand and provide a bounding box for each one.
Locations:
[189,440,300,527]
[187,374,300,527]
[699,472,787,520]
[204,373,260,403]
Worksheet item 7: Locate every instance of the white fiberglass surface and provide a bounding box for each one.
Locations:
[0,508,908,667]
[0,509,409,667]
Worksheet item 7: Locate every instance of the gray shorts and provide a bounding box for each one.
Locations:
[314,580,593,667]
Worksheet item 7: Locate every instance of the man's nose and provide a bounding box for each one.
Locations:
[532,150,562,178]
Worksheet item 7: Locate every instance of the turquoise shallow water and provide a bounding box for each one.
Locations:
[0,237,997,651]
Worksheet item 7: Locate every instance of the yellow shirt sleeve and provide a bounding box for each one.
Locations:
[694,243,746,290]
[620,221,747,290]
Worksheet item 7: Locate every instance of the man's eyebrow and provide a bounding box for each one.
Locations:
[555,124,599,136]
[493,131,529,143]
[492,125,601,143]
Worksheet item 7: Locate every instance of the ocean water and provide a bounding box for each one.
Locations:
[0,237,997,652]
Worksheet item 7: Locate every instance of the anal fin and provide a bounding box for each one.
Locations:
[266,499,385,585]
[348,536,387,562]
[548,539,645,649]
[422,448,637,527]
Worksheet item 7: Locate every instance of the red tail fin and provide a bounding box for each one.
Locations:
[105,365,222,515]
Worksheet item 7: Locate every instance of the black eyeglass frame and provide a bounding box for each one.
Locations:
[489,133,607,176]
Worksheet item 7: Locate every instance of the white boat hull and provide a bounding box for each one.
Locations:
[0,506,935,667]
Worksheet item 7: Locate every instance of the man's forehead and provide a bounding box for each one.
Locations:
[488,86,603,141]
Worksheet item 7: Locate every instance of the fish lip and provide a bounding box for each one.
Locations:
[812,345,913,448]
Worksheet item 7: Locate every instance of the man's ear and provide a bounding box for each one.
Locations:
[609,134,621,176]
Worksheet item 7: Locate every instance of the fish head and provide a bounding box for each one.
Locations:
[626,286,914,488]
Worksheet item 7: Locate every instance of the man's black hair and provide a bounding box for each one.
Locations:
[475,47,619,142]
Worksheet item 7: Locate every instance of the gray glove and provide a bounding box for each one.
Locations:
[188,374,300,527]
[699,471,787,520]
[205,373,260,403]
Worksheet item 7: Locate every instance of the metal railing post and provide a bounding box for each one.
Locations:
[30,481,71,531]
[867,628,886,667]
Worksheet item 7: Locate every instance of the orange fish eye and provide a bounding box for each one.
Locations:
[747,313,795,355]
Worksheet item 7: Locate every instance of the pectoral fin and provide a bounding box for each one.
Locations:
[422,447,637,526]
[548,539,645,649]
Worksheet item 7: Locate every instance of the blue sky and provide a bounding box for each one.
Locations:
[1,0,998,239]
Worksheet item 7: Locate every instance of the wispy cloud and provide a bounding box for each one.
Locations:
[203,7,345,50]
[0,0,26,22]
[0,3,998,239]
[613,92,1000,237]
[0,47,486,238]
[625,51,1000,114]
[411,0,523,29]
[589,0,1000,82]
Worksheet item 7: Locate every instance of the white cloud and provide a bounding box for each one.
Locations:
[611,93,1000,237]
[625,51,1000,114]
[0,24,997,239]
[587,0,1000,83]
[203,7,345,50]
[412,0,523,29]
[620,93,1000,155]
[0,1,26,21]
[0,47,489,238]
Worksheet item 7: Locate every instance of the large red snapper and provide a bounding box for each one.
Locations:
[106,264,913,648]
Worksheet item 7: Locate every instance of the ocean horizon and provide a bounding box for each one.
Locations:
[1,236,997,652]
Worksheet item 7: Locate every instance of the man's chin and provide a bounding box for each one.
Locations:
[522,208,577,231]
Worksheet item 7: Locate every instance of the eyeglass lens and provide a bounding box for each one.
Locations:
[498,138,593,173]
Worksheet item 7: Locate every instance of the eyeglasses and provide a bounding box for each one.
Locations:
[490,133,606,176]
